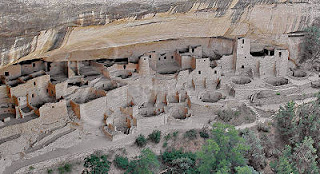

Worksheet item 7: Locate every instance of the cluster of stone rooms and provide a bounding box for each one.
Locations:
[1,37,320,141]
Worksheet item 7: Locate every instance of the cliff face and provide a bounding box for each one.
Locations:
[0,0,318,67]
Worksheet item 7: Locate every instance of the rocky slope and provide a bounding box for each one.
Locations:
[0,0,318,67]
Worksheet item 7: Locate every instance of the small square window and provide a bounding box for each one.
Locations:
[214,70,217,74]
[198,71,201,74]
[241,65,244,69]
[4,72,9,76]
[32,63,35,67]
[171,56,174,59]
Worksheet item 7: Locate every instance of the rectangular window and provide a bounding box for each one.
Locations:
[198,71,201,74]
[4,72,9,76]
[279,52,282,57]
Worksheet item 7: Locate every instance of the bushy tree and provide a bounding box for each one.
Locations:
[235,166,259,174]
[292,137,319,174]
[196,123,249,173]
[126,148,160,174]
[135,134,147,147]
[271,145,297,174]
[275,101,298,144]
[114,155,129,170]
[184,129,197,140]
[83,154,111,174]
[242,129,266,171]
[162,149,196,173]
[148,130,161,144]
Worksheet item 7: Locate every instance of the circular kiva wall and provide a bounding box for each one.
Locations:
[292,70,307,78]
[232,76,252,85]
[200,92,223,103]
[265,77,289,86]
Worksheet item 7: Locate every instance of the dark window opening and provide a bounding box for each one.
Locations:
[51,91,54,95]
[214,70,217,74]
[4,72,9,76]
[52,106,54,108]
[192,48,195,52]
[124,65,126,69]
[144,58,146,60]
[47,62,52,71]
[32,94,34,98]
[270,50,274,56]
[241,65,244,69]
[171,56,174,59]
[250,51,265,57]
[32,63,35,67]
[198,71,201,74]
[149,55,151,58]
[164,56,166,60]
[159,58,160,60]
[279,52,282,57]
[242,39,245,44]
[114,58,128,64]
[34,82,36,86]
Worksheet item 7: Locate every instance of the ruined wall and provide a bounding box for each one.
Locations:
[10,75,50,98]
[70,100,81,119]
[136,114,168,131]
[218,55,234,73]
[156,52,177,68]
[80,96,106,126]
[275,50,289,77]
[21,61,45,75]
[106,86,128,111]
[259,56,276,78]
[138,56,150,75]
[0,85,9,100]
[48,62,67,75]
[39,100,68,124]
[0,65,21,80]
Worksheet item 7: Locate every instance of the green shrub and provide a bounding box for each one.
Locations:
[162,149,196,173]
[184,129,197,140]
[135,134,147,147]
[29,166,35,170]
[173,131,179,139]
[64,163,72,172]
[84,154,111,174]
[164,133,171,141]
[114,155,129,170]
[57,163,72,174]
[217,109,240,122]
[199,130,209,139]
[148,130,161,144]
[47,169,53,174]
[163,142,168,148]
[276,92,281,95]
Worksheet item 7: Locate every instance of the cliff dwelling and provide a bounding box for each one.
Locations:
[1,0,320,173]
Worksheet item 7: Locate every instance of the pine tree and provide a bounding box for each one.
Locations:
[275,101,298,144]
[292,137,319,174]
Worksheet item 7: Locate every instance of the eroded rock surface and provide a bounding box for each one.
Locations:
[0,0,319,68]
